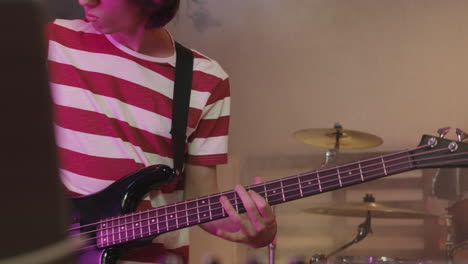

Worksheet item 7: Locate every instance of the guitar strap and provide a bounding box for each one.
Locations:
[170,41,194,177]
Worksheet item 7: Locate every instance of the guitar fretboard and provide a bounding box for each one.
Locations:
[95,147,421,248]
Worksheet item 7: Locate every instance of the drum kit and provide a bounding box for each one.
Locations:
[279,123,468,264]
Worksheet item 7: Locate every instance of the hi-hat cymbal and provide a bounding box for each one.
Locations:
[293,128,383,149]
[304,202,436,219]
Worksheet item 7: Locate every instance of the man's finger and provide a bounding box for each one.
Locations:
[249,190,275,223]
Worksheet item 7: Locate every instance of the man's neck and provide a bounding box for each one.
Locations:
[110,26,174,58]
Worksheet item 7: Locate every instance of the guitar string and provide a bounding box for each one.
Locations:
[76,155,468,252]
[69,143,448,244]
[68,143,430,233]
[74,142,453,239]
[71,144,457,248]
[72,144,465,249]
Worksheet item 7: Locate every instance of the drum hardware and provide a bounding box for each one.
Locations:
[307,194,438,263]
[269,206,277,264]
[292,123,383,167]
[309,195,374,264]
[304,194,436,219]
[444,213,455,259]
[446,198,468,261]
[430,127,468,261]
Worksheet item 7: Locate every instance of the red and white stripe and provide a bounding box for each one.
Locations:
[47,18,230,263]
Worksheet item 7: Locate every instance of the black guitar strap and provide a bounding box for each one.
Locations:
[170,42,194,177]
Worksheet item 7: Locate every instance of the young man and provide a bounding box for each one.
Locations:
[46,0,277,263]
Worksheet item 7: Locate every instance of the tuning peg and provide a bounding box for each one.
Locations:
[456,128,468,142]
[437,127,451,138]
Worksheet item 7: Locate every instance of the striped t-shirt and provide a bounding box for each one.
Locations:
[46,19,230,263]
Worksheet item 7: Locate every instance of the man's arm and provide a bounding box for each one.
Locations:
[183,164,277,248]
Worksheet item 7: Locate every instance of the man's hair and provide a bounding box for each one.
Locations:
[132,0,180,28]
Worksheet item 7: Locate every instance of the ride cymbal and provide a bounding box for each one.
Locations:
[304,202,436,219]
[293,128,383,149]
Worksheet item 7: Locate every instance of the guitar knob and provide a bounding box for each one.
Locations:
[456,128,468,142]
[437,127,451,138]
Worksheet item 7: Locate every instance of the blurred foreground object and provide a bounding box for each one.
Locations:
[0,0,73,263]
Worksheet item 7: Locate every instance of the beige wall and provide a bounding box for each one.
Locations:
[167,1,468,263]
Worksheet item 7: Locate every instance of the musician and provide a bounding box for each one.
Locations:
[45,0,277,263]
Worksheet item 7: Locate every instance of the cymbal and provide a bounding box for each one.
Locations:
[293,128,383,149]
[304,202,436,219]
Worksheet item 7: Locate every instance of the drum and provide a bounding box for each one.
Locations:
[449,199,468,261]
[332,256,425,264]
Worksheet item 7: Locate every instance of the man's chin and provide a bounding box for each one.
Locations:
[90,22,113,34]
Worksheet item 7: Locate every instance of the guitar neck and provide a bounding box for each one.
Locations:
[96,146,426,248]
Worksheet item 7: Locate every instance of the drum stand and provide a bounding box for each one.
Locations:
[310,210,373,264]
[444,212,456,260]
[268,206,276,264]
[319,123,343,168]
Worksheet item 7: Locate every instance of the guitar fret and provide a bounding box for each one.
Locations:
[264,182,281,205]
[233,192,239,212]
[175,203,186,228]
[108,220,113,245]
[187,200,198,225]
[337,168,343,187]
[149,210,158,235]
[316,172,322,192]
[165,207,169,231]
[221,194,226,217]
[132,214,140,239]
[281,177,301,201]
[131,215,136,239]
[185,202,189,226]
[196,200,201,223]
[208,196,222,219]
[155,209,161,233]
[299,173,318,196]
[175,206,179,228]
[358,163,364,181]
[381,156,388,175]
[298,178,303,197]
[100,221,107,247]
[208,196,212,220]
[141,211,149,237]
[385,151,413,175]
[198,198,210,222]
[117,217,122,243]
[319,168,341,191]
[167,206,176,231]
[175,206,179,229]
[121,216,126,242]
[111,218,116,245]
[280,180,285,201]
[263,184,268,202]
[125,215,132,242]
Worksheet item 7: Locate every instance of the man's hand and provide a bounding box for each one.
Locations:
[184,165,277,248]
[216,177,277,248]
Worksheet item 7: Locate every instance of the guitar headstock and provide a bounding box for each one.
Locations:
[414,127,468,169]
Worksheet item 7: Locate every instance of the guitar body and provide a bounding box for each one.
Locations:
[70,164,175,264]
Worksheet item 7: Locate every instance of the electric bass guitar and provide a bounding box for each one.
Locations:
[70,133,468,263]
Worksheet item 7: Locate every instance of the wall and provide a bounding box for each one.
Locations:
[166,1,468,263]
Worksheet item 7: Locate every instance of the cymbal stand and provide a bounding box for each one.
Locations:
[310,211,372,264]
[320,124,343,168]
[268,206,276,264]
[444,212,455,259]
